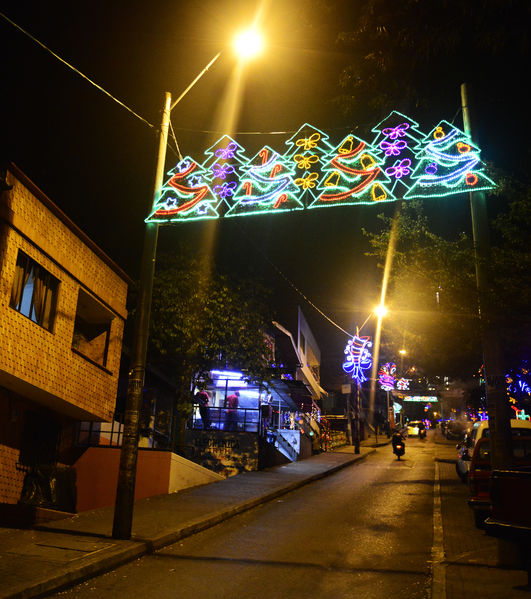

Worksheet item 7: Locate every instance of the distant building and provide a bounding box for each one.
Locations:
[0,164,130,519]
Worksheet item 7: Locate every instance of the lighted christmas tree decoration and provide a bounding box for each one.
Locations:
[284,124,334,206]
[404,120,496,199]
[343,331,373,385]
[146,157,220,223]
[201,135,249,213]
[311,134,396,209]
[378,362,397,391]
[226,146,304,217]
[371,111,426,196]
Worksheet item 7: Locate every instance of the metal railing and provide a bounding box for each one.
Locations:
[190,406,260,433]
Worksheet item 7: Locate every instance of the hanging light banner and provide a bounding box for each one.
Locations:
[402,396,439,402]
[147,111,495,224]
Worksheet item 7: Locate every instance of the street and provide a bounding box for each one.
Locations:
[54,437,437,599]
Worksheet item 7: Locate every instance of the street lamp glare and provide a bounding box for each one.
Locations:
[233,29,263,59]
[374,304,388,318]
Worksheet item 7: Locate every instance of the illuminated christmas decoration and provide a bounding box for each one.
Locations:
[148,113,495,223]
[343,331,373,385]
[284,124,333,206]
[371,111,426,195]
[201,135,248,213]
[226,146,304,217]
[146,157,220,223]
[379,362,397,391]
[311,135,395,208]
[404,121,495,199]
[396,378,410,391]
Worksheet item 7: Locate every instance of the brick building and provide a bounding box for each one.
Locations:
[0,164,131,517]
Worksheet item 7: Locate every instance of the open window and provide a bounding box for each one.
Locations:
[72,289,114,368]
[10,250,59,331]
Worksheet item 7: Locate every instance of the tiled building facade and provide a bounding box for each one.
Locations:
[0,165,130,509]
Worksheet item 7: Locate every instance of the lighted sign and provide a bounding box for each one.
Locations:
[343,332,373,384]
[146,112,495,224]
[403,396,439,402]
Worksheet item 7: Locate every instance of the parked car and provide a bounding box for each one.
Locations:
[468,435,531,528]
[445,419,467,440]
[456,418,531,482]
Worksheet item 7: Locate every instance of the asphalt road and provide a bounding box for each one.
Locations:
[53,438,437,599]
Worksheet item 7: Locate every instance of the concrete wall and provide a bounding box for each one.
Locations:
[75,448,223,512]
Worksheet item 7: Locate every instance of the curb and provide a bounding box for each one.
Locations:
[2,450,373,599]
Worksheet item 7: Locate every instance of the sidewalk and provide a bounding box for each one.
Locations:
[0,443,376,599]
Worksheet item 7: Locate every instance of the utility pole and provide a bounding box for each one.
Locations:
[461,83,512,470]
[112,92,172,540]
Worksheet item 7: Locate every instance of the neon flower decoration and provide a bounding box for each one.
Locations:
[145,112,495,224]
[379,362,397,391]
[285,124,333,205]
[385,158,411,179]
[343,332,373,385]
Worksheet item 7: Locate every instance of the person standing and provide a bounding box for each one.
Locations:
[196,389,211,430]
[224,390,239,431]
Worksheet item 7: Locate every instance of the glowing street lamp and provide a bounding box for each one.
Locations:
[113,30,263,540]
[233,29,264,59]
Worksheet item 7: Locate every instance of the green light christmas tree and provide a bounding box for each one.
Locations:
[404,120,495,199]
[226,146,304,218]
[311,134,395,209]
[146,157,219,223]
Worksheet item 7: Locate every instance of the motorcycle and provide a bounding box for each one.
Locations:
[392,434,406,460]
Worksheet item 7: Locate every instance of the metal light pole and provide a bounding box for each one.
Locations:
[461,82,512,470]
[112,92,171,540]
[112,32,262,539]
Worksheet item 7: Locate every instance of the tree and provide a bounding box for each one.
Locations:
[364,179,531,379]
[148,250,274,449]
[332,0,530,128]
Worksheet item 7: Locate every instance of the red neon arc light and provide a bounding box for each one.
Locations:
[154,185,209,215]
[319,168,380,202]
[273,194,288,209]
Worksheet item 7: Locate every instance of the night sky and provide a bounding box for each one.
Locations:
[2,1,529,385]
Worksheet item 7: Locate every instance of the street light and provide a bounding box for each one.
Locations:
[112,32,264,540]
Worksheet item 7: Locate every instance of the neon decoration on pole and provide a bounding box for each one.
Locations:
[145,111,495,224]
[343,331,373,385]
[378,362,397,391]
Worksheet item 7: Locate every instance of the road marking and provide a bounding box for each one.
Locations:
[431,461,447,599]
